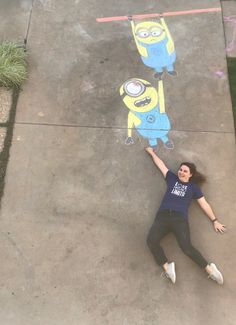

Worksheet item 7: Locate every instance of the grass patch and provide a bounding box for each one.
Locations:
[0,41,27,89]
[227,57,236,131]
[0,42,26,205]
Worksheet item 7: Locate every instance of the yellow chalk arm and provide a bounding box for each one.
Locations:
[127,111,141,137]
[160,17,175,54]
[130,20,148,58]
[158,80,165,114]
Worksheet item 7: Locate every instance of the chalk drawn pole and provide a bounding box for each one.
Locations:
[96,7,222,23]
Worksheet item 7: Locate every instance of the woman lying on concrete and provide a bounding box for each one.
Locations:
[146,147,226,284]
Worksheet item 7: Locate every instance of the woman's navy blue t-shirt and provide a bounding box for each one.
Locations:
[158,170,204,219]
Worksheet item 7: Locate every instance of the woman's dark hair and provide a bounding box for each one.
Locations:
[180,162,206,185]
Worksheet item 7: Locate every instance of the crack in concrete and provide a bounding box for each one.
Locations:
[15,121,234,134]
[0,231,35,281]
[24,0,36,46]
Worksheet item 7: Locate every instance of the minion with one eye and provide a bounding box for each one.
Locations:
[120,78,174,150]
[129,17,176,79]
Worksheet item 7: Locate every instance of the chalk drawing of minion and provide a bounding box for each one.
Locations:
[120,78,174,150]
[129,17,177,79]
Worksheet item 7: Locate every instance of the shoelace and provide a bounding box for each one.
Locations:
[209,273,217,278]
[208,273,219,282]
[161,271,169,279]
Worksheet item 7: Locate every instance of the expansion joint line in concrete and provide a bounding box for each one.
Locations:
[24,0,36,46]
[15,122,234,134]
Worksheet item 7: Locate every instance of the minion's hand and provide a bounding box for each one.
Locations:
[125,137,134,145]
[127,15,133,21]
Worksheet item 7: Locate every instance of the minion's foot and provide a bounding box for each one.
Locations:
[167,70,177,77]
[164,140,174,150]
[151,145,158,153]
[154,71,164,80]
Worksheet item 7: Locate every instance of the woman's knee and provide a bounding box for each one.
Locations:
[146,232,153,248]
[146,229,157,249]
[180,244,194,256]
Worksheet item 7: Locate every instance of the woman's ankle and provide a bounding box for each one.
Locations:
[205,264,212,274]
[162,262,169,272]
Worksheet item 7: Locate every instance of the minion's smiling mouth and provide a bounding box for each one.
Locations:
[134,97,151,107]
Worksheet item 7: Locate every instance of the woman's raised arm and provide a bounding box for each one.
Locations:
[145,147,169,177]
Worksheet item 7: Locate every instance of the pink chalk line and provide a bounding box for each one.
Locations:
[224,15,236,53]
[96,7,221,23]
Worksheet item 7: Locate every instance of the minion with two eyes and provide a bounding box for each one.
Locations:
[120,78,174,150]
[129,17,177,79]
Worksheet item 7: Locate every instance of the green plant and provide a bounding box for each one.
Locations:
[0,41,27,89]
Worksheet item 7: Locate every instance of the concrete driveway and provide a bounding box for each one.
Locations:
[0,1,235,324]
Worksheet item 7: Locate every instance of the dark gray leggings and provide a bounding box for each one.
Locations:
[146,210,208,268]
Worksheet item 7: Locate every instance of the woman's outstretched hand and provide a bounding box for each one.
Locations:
[145,147,155,156]
[214,221,226,234]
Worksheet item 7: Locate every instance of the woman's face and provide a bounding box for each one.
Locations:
[178,165,192,183]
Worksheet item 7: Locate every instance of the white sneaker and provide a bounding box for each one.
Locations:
[208,263,224,285]
[165,262,176,283]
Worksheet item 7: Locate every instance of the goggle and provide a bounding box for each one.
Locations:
[121,80,152,100]
[135,27,164,39]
